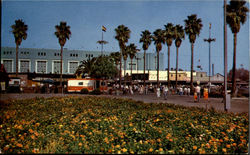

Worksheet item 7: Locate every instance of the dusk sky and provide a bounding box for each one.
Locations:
[1,0,249,75]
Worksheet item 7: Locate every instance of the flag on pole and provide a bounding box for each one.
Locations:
[102,25,106,32]
[209,23,211,29]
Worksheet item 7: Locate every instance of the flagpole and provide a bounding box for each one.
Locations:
[101,31,104,56]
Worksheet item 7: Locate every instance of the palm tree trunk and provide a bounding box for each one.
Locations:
[232,33,237,97]
[124,60,126,84]
[60,46,63,89]
[15,44,19,77]
[119,51,122,90]
[130,58,133,82]
[168,46,170,88]
[191,43,194,92]
[175,47,179,91]
[143,50,146,89]
[157,50,159,88]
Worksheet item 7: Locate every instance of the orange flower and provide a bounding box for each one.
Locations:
[232,143,237,147]
[29,129,34,133]
[159,148,163,152]
[149,148,153,152]
[31,135,36,139]
[193,146,197,150]
[222,148,227,153]
[226,144,231,148]
[16,143,23,148]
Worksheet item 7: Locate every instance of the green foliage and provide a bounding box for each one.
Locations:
[80,88,89,94]
[0,96,248,154]
[11,19,28,45]
[76,56,117,79]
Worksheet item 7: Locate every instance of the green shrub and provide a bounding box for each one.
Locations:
[80,88,89,94]
[90,88,101,95]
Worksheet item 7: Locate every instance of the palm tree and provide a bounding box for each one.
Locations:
[226,0,249,97]
[152,29,165,88]
[55,21,71,90]
[127,43,138,80]
[75,58,97,78]
[173,25,185,91]
[11,19,28,77]
[164,23,175,88]
[115,25,131,89]
[184,14,203,92]
[139,30,152,89]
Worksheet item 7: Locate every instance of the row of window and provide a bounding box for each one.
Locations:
[2,60,79,74]
[3,51,13,55]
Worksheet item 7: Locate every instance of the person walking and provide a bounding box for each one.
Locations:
[195,84,201,102]
[187,87,190,96]
[163,85,169,100]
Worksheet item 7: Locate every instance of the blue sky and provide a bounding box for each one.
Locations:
[1,0,249,75]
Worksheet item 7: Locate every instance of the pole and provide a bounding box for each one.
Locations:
[101,31,103,55]
[224,0,228,112]
[209,25,211,84]
[204,23,215,92]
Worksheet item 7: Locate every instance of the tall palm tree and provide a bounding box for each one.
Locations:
[173,25,185,91]
[226,0,249,97]
[139,30,152,89]
[127,43,138,80]
[115,25,131,89]
[184,14,203,92]
[11,19,28,77]
[152,29,165,88]
[55,21,71,90]
[164,23,175,88]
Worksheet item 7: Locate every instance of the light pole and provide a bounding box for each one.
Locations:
[224,0,229,112]
[204,23,216,91]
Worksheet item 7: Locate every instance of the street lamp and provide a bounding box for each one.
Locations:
[204,23,216,91]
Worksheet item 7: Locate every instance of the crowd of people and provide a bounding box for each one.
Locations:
[112,83,211,103]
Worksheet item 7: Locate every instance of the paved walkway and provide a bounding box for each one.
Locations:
[0,93,248,114]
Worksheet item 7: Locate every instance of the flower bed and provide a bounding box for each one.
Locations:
[0,96,248,154]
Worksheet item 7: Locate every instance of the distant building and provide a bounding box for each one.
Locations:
[1,47,164,75]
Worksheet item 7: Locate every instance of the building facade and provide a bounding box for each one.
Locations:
[1,47,165,75]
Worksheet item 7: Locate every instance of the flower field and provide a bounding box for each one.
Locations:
[0,96,248,154]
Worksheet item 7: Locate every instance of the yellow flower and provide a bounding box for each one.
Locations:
[78,142,82,147]
[116,145,120,148]
[122,148,127,152]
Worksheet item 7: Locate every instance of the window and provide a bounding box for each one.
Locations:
[78,82,83,85]
[20,60,30,72]
[69,62,79,74]
[179,74,181,77]
[53,61,61,74]
[201,74,203,77]
[3,60,13,73]
[36,61,47,73]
